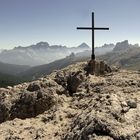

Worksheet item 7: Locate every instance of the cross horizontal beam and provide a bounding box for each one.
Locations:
[77,12,109,60]
[77,27,109,30]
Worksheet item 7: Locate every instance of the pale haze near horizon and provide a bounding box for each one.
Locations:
[0,0,140,49]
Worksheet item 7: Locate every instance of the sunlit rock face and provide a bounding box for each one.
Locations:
[0,62,140,140]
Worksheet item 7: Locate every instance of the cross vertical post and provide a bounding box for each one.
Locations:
[77,12,109,60]
[92,12,95,60]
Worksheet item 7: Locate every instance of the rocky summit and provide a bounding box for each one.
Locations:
[0,62,140,140]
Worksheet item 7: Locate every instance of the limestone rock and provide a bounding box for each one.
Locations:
[85,60,112,75]
[0,89,56,123]
[10,89,56,120]
[67,71,84,94]
[0,62,139,140]
[27,82,41,92]
[127,99,137,108]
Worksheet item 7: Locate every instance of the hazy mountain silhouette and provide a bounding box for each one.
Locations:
[99,40,140,70]
[0,40,140,87]
[113,40,139,52]
[19,43,115,80]
[0,42,90,66]
[20,53,88,80]
[76,43,115,58]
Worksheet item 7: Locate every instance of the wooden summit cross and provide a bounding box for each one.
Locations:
[77,12,109,60]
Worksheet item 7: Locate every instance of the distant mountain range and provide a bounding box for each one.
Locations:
[0,40,140,87]
[19,53,88,80]
[99,40,140,70]
[76,43,115,58]
[0,42,116,66]
[0,41,115,87]
[0,42,90,66]
[113,40,139,52]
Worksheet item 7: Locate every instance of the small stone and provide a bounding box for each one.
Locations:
[37,90,43,99]
[122,107,130,113]
[111,66,119,72]
[7,86,12,89]
[131,80,137,85]
[27,82,41,92]
[127,100,137,108]
[95,87,101,93]
[121,101,128,107]
[73,92,85,97]
[106,95,110,99]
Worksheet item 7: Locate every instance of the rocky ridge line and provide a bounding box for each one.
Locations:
[0,62,140,140]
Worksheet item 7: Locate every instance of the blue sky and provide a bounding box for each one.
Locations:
[0,0,140,49]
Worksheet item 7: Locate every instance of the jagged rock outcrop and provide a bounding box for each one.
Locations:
[0,62,140,140]
[84,60,112,75]
[0,42,90,66]
[0,87,57,123]
[113,40,130,52]
[113,40,139,53]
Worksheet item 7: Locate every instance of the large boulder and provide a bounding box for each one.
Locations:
[10,89,56,119]
[0,88,56,123]
[67,71,85,95]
